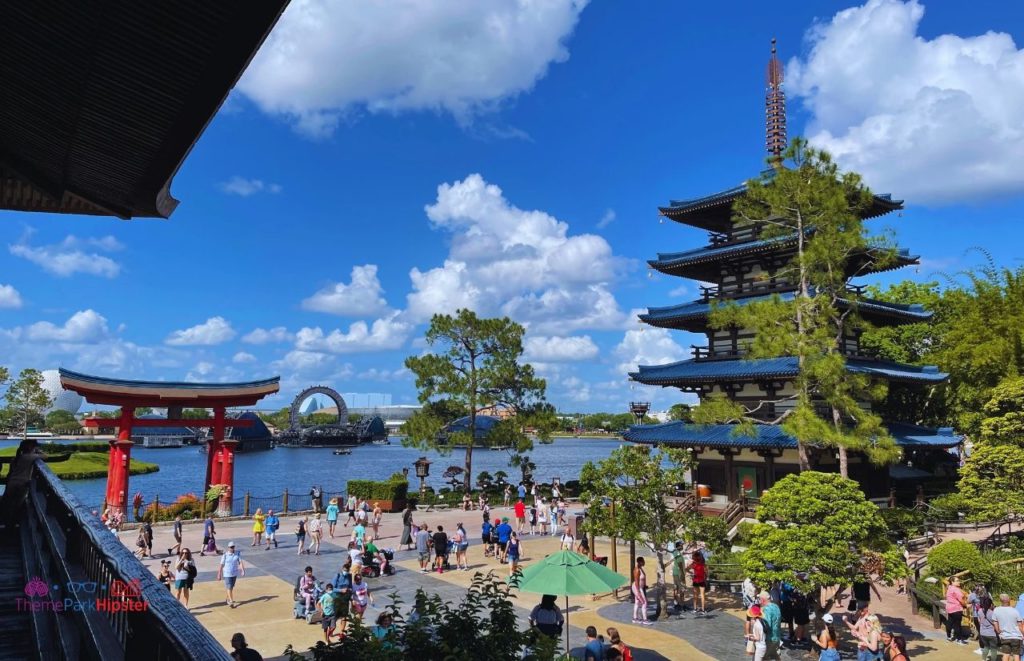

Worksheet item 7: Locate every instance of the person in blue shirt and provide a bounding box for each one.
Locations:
[482,519,493,557]
[264,509,280,550]
[326,499,340,538]
[583,625,604,661]
[496,517,513,563]
[518,483,527,501]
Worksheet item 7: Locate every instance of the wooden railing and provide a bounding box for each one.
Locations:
[20,460,230,661]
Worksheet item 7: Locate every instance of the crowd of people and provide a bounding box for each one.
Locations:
[948,577,1024,661]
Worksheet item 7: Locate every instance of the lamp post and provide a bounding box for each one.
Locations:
[414,456,432,501]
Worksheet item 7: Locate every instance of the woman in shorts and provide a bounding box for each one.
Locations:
[507,532,522,577]
[174,548,196,608]
[295,515,307,555]
[350,573,373,620]
[690,550,708,614]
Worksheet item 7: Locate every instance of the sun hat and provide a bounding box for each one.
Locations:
[747,605,762,618]
[822,613,834,624]
[502,517,509,522]
[228,541,236,547]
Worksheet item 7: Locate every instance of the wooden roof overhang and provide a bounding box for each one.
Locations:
[0,1,288,219]
[59,369,280,408]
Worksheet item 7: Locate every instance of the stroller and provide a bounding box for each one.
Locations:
[442,540,454,571]
[293,577,325,624]
[361,548,396,578]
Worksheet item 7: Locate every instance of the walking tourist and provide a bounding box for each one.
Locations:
[157,559,173,590]
[507,532,522,577]
[345,494,357,526]
[529,594,564,639]
[309,485,322,513]
[514,499,526,533]
[746,604,767,660]
[631,557,651,625]
[229,633,263,661]
[576,534,591,558]
[517,482,526,501]
[606,627,632,661]
[295,515,307,555]
[356,499,369,526]
[415,524,431,572]
[372,611,396,644]
[352,518,367,550]
[583,626,604,661]
[201,514,217,556]
[135,525,149,558]
[529,502,538,535]
[503,484,512,508]
[690,550,708,614]
[852,614,882,660]
[174,548,196,608]
[351,573,373,620]
[551,481,561,501]
[453,522,469,570]
[537,501,549,535]
[814,613,839,661]
[168,515,183,557]
[217,541,245,608]
[481,517,494,557]
[560,530,574,550]
[848,576,881,612]
[549,499,559,536]
[945,575,968,644]
[371,502,382,539]
[400,503,414,549]
[759,590,783,660]
[333,583,352,639]
[481,499,491,525]
[318,582,337,643]
[742,576,756,610]
[790,589,810,644]
[976,595,999,661]
[432,525,449,574]
[140,518,154,557]
[264,509,279,549]
[971,585,990,654]
[880,632,909,661]
[251,508,265,547]
[993,593,1024,661]
[496,517,513,563]
[307,513,324,555]
[326,498,340,537]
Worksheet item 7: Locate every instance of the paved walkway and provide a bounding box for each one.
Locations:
[122,507,986,660]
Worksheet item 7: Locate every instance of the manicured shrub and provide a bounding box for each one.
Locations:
[880,507,927,540]
[927,493,971,521]
[927,539,992,583]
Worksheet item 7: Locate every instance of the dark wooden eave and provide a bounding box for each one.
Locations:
[0,0,289,219]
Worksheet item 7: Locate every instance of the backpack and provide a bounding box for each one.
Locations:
[186,561,197,580]
[620,645,633,661]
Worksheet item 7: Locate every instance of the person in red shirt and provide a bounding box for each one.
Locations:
[690,550,708,614]
[514,499,527,534]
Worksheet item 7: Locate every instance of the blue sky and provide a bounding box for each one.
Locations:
[2,0,1023,413]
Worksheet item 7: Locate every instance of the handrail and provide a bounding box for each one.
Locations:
[22,459,230,661]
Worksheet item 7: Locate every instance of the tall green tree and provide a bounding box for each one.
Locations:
[957,444,1024,521]
[666,403,693,422]
[403,310,548,492]
[44,409,79,433]
[700,138,898,476]
[742,472,905,605]
[579,445,693,619]
[4,369,53,439]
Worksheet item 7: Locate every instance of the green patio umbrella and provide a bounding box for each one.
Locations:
[512,549,627,655]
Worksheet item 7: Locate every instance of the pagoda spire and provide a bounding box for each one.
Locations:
[765,38,787,167]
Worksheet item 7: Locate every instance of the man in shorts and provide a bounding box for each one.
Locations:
[432,525,449,574]
[345,494,358,527]
[415,525,431,573]
[496,517,513,564]
[318,583,337,643]
[671,541,687,610]
[514,499,526,534]
[264,510,280,550]
[994,593,1024,661]
[216,541,245,608]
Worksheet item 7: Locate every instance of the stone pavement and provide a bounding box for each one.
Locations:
[123,506,981,660]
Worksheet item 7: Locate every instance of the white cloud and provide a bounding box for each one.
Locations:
[523,335,599,363]
[25,309,111,344]
[0,285,22,308]
[165,317,236,346]
[302,264,390,317]
[614,327,688,376]
[242,326,293,344]
[238,0,589,137]
[233,351,257,364]
[10,234,122,278]
[668,285,688,298]
[219,176,282,196]
[789,0,1024,203]
[596,209,616,229]
[406,174,628,333]
[294,313,412,354]
[357,367,411,382]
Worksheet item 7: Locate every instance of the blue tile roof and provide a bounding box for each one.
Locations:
[623,421,960,450]
[630,356,947,385]
[640,293,931,329]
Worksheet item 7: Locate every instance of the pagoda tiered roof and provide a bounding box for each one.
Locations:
[640,292,931,332]
[622,420,960,450]
[630,356,947,387]
[658,168,904,233]
[649,235,918,280]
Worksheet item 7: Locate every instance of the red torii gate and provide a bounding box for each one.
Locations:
[59,369,279,517]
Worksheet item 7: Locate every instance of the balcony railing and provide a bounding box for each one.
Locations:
[19,460,230,661]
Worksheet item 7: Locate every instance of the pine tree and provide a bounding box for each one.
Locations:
[4,368,53,439]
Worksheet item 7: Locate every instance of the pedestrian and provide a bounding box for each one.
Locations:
[551,481,561,501]
[496,517,513,564]
[251,508,265,547]
[481,517,494,557]
[142,517,154,557]
[0,439,44,524]
[453,522,469,571]
[507,531,522,577]
[174,548,196,608]
[848,576,881,613]
[606,627,633,661]
[791,589,810,644]
[583,625,604,661]
[351,573,373,620]
[134,526,149,558]
[631,557,651,625]
[415,525,431,573]
[690,550,707,614]
[759,590,783,660]
[514,499,526,534]
[318,582,338,643]
[815,613,839,661]
[298,565,318,616]
[529,594,564,639]
[309,485,322,513]
[671,542,688,610]
[481,499,491,525]
[157,559,173,590]
[295,515,307,555]
[852,614,882,660]
[264,509,279,549]
[549,500,559,537]
[881,632,909,661]
[168,515,183,557]
[945,575,968,644]
[356,499,370,527]
[401,505,413,552]
[326,498,340,537]
[560,530,574,550]
[742,576,756,610]
[217,541,245,608]
[503,484,512,508]
[537,500,549,535]
[372,612,397,645]
[517,482,527,502]
[371,502,382,539]
[993,593,1024,661]
[976,595,999,661]
[970,585,990,654]
[308,513,324,555]
[576,534,591,558]
[229,633,263,661]
[334,583,352,638]
[201,514,216,556]
[746,604,766,660]
[352,518,366,550]
[345,494,357,526]
[432,525,449,574]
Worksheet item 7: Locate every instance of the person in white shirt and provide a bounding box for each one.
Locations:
[993,593,1024,661]
[560,531,574,550]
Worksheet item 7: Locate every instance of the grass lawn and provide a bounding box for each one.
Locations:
[0,442,159,480]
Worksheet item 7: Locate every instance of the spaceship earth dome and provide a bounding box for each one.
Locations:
[40,370,84,415]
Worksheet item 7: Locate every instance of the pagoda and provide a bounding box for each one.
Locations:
[623,41,960,503]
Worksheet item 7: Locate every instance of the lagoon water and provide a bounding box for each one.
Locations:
[3,436,629,509]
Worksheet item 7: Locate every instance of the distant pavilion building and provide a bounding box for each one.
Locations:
[623,43,960,502]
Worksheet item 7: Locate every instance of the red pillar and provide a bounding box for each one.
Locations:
[105,407,134,518]
[212,407,235,516]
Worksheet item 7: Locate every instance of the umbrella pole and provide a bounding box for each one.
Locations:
[565,595,570,656]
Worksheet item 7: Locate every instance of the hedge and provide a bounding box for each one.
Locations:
[346,476,409,503]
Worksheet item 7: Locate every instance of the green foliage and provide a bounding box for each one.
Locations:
[980,377,1024,445]
[143,493,204,521]
[44,409,79,433]
[879,507,927,540]
[346,477,410,507]
[708,550,747,581]
[926,492,971,521]
[733,521,756,546]
[0,451,158,482]
[180,408,210,419]
[682,514,729,555]
[4,369,54,438]
[742,472,905,597]
[403,310,549,492]
[667,403,693,422]
[957,444,1024,521]
[927,540,991,583]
